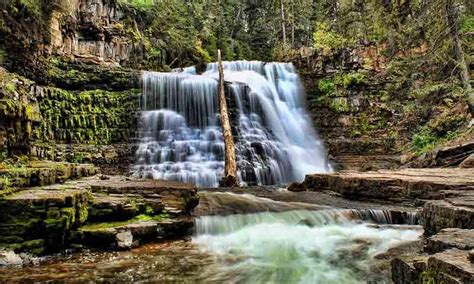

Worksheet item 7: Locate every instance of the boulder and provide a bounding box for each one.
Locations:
[0,250,22,266]
[460,154,474,168]
[115,230,133,250]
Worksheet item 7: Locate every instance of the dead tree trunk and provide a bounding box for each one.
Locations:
[445,0,473,110]
[281,0,287,45]
[217,50,239,187]
[291,0,295,48]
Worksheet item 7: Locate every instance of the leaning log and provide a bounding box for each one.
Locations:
[217,50,239,187]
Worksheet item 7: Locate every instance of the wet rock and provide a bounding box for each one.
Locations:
[302,168,474,203]
[80,175,199,215]
[0,174,198,254]
[391,256,428,284]
[426,229,474,253]
[0,250,22,266]
[80,218,193,250]
[0,187,90,254]
[0,162,98,195]
[116,231,133,250]
[287,182,305,192]
[460,154,474,168]
[422,198,474,235]
[427,249,474,283]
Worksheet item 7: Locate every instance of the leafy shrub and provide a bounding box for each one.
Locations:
[120,0,155,10]
[318,79,336,95]
[411,126,438,153]
[341,72,367,88]
[313,22,348,54]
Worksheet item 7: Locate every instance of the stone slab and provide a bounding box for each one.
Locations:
[426,229,474,253]
[296,168,474,202]
[427,249,474,283]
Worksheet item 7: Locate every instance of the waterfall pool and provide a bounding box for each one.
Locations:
[0,208,422,283]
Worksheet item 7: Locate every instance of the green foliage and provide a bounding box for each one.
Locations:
[318,79,336,95]
[330,98,351,113]
[0,176,11,191]
[460,15,474,33]
[338,72,367,89]
[412,126,438,153]
[120,0,155,10]
[0,49,6,66]
[313,22,348,54]
[419,268,444,284]
[18,0,42,17]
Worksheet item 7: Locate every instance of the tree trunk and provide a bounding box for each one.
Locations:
[217,50,239,187]
[281,0,287,45]
[445,0,473,110]
[291,0,295,48]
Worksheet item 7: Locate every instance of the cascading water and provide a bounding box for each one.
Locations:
[133,61,331,187]
[193,209,422,283]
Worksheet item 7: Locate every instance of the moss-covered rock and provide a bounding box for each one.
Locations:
[0,187,90,254]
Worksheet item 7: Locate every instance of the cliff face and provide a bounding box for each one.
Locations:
[1,0,143,72]
[48,0,141,67]
[282,46,472,169]
[0,0,144,172]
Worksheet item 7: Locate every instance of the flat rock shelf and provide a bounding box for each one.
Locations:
[0,175,198,254]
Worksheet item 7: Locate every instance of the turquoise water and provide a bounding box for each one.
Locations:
[193,210,422,283]
[0,209,421,283]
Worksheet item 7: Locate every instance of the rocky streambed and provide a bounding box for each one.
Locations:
[0,167,473,283]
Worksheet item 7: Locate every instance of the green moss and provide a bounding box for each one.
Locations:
[81,213,171,231]
[418,268,443,284]
[4,82,16,94]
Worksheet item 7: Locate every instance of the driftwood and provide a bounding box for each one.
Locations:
[217,50,239,187]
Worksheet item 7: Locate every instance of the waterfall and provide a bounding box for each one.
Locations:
[133,61,331,187]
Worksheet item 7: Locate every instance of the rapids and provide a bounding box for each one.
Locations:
[1,206,422,283]
[193,210,422,283]
[132,61,331,187]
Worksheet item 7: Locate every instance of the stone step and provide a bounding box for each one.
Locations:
[0,161,97,196]
[426,229,474,253]
[0,187,90,254]
[427,249,474,283]
[294,168,474,203]
[423,198,474,235]
[88,192,164,222]
[77,217,194,250]
[0,175,199,255]
[75,175,199,215]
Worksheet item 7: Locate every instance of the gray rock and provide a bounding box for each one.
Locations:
[0,250,23,266]
[116,230,133,250]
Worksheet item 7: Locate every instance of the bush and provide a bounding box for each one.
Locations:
[341,72,367,88]
[318,79,336,95]
[411,126,438,153]
[313,22,348,54]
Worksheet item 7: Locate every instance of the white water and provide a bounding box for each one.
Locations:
[133,61,331,187]
[193,209,422,283]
